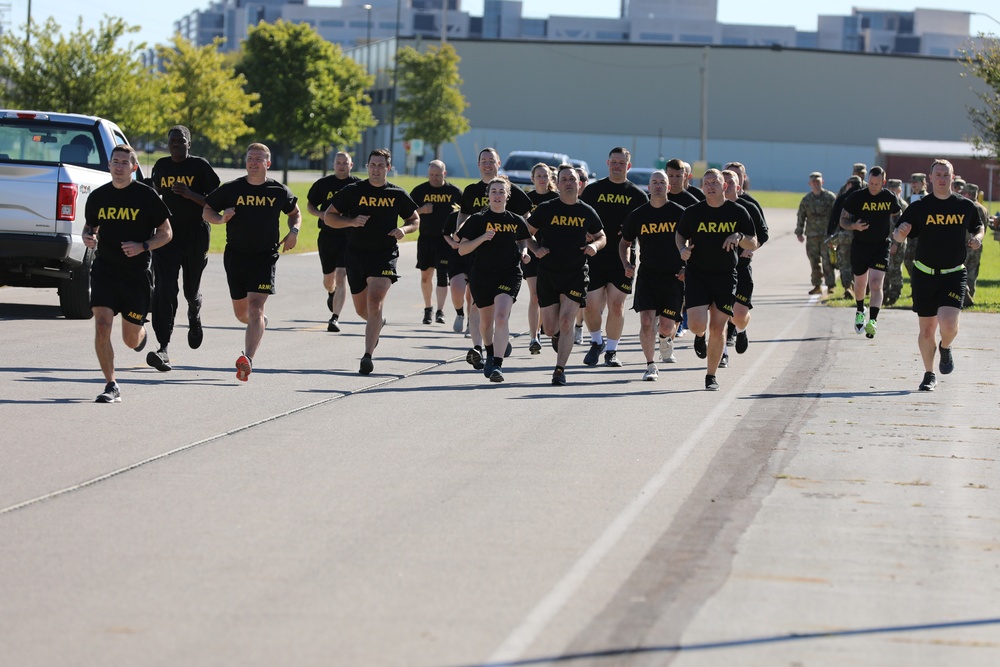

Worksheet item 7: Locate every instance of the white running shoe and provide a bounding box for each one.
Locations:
[660,336,677,363]
[643,363,659,381]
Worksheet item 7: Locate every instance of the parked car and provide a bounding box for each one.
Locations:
[500,151,571,185]
[627,167,655,192]
[569,158,596,181]
[0,110,139,318]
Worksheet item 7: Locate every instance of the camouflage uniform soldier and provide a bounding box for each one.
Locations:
[795,171,836,294]
[883,178,908,305]
[963,183,989,307]
[903,173,928,278]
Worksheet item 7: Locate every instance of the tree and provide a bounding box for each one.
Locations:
[237,20,375,181]
[0,16,162,140]
[157,36,259,153]
[960,36,1000,163]
[395,43,470,160]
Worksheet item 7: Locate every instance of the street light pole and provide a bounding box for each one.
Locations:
[362,4,372,161]
[389,0,401,163]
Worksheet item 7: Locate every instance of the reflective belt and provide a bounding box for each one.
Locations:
[913,260,964,276]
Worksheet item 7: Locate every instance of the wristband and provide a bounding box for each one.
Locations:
[289,227,299,234]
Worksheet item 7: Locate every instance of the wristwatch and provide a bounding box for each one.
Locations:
[142,241,149,251]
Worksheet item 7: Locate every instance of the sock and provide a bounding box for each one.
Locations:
[856,300,865,312]
[606,339,619,352]
[590,331,603,344]
[555,365,565,373]
[575,324,583,329]
[456,307,465,317]
[727,321,736,335]
[493,357,503,367]
[736,325,746,333]
[331,313,339,320]
[485,344,494,358]
[869,306,880,321]
[424,306,432,313]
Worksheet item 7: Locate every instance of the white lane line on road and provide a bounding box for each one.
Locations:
[0,355,467,517]
[486,295,820,665]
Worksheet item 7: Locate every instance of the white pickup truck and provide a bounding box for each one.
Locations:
[0,110,140,318]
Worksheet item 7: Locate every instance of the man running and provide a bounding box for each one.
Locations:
[580,147,648,367]
[325,149,419,375]
[146,125,220,371]
[840,166,902,339]
[676,169,757,391]
[85,145,173,402]
[203,143,301,382]
[892,159,983,391]
[528,165,606,386]
[307,151,360,332]
[721,168,768,364]
[411,160,462,325]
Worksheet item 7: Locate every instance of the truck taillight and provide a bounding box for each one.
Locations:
[57,182,78,221]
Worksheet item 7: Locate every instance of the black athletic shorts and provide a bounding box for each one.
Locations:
[447,249,470,279]
[632,271,684,321]
[537,265,588,308]
[223,249,278,300]
[346,245,400,294]
[735,261,754,310]
[90,261,153,325]
[683,265,736,316]
[470,269,522,308]
[851,240,890,276]
[911,267,966,317]
[317,226,348,274]
[587,250,633,295]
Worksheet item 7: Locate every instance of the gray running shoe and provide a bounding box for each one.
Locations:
[95,381,121,403]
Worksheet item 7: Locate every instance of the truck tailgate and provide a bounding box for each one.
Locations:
[0,163,59,235]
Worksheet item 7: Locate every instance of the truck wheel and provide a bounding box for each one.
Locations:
[59,248,93,320]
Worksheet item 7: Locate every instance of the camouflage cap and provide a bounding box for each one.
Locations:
[852,163,867,174]
[909,173,926,182]
[847,175,863,185]
[809,171,822,180]
[954,178,967,188]
[965,183,980,197]
[886,179,902,188]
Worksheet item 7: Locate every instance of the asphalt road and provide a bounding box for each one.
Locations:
[1,209,998,666]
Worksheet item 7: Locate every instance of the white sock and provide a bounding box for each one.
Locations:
[590,331,603,344]
[606,338,619,352]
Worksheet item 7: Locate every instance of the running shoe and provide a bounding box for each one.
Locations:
[133,326,148,352]
[660,337,677,363]
[694,334,707,359]
[423,307,432,324]
[919,371,937,391]
[643,363,658,381]
[528,339,542,355]
[95,381,121,403]
[466,346,484,370]
[490,368,505,383]
[938,344,954,374]
[583,339,606,366]
[188,306,204,349]
[726,322,736,347]
[719,352,729,369]
[504,341,513,358]
[573,325,583,345]
[551,368,567,386]
[735,330,749,354]
[236,354,252,382]
[808,286,822,295]
[326,291,334,312]
[854,311,866,334]
[483,355,495,379]
[675,326,686,338]
[359,355,374,375]
[453,314,465,333]
[865,319,877,339]
[327,315,340,333]
[146,349,171,372]
[705,374,720,391]
[604,351,622,367]
[435,310,445,324]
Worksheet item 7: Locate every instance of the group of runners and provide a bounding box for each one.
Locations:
[82,128,983,402]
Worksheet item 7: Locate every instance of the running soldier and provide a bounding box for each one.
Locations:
[962,183,988,307]
[619,170,686,380]
[457,176,531,383]
[722,168,768,363]
[525,163,560,353]
[676,169,758,391]
[795,171,836,295]
[580,147,648,367]
[203,143,301,382]
[892,159,983,391]
[828,175,863,299]
[307,151,360,332]
[85,145,173,402]
[840,166,902,339]
[527,165,606,386]
[325,148,419,375]
[146,126,220,372]
[411,160,462,324]
[666,158,700,207]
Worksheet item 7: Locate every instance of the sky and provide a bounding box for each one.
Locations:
[2,0,998,49]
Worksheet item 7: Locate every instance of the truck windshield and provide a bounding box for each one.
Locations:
[0,122,102,168]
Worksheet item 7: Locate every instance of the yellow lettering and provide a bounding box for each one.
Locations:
[597,194,632,205]
[485,222,520,233]
[695,221,738,233]
[360,196,396,207]
[925,214,964,225]
[639,222,676,234]
[424,194,453,203]
[551,215,585,227]
[861,201,893,212]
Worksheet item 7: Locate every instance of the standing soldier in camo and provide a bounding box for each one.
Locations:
[795,171,836,295]
[883,178,908,306]
[962,182,989,307]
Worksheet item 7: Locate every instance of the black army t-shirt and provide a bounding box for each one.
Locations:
[580,177,648,240]
[461,180,532,217]
[528,198,604,273]
[677,200,756,274]
[896,193,982,269]
[332,180,418,251]
[842,188,902,244]
[621,200,686,276]
[148,156,219,227]
[456,209,530,275]
[86,180,171,271]
[307,175,360,229]
[410,181,463,237]
[667,189,699,208]
[204,177,298,254]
